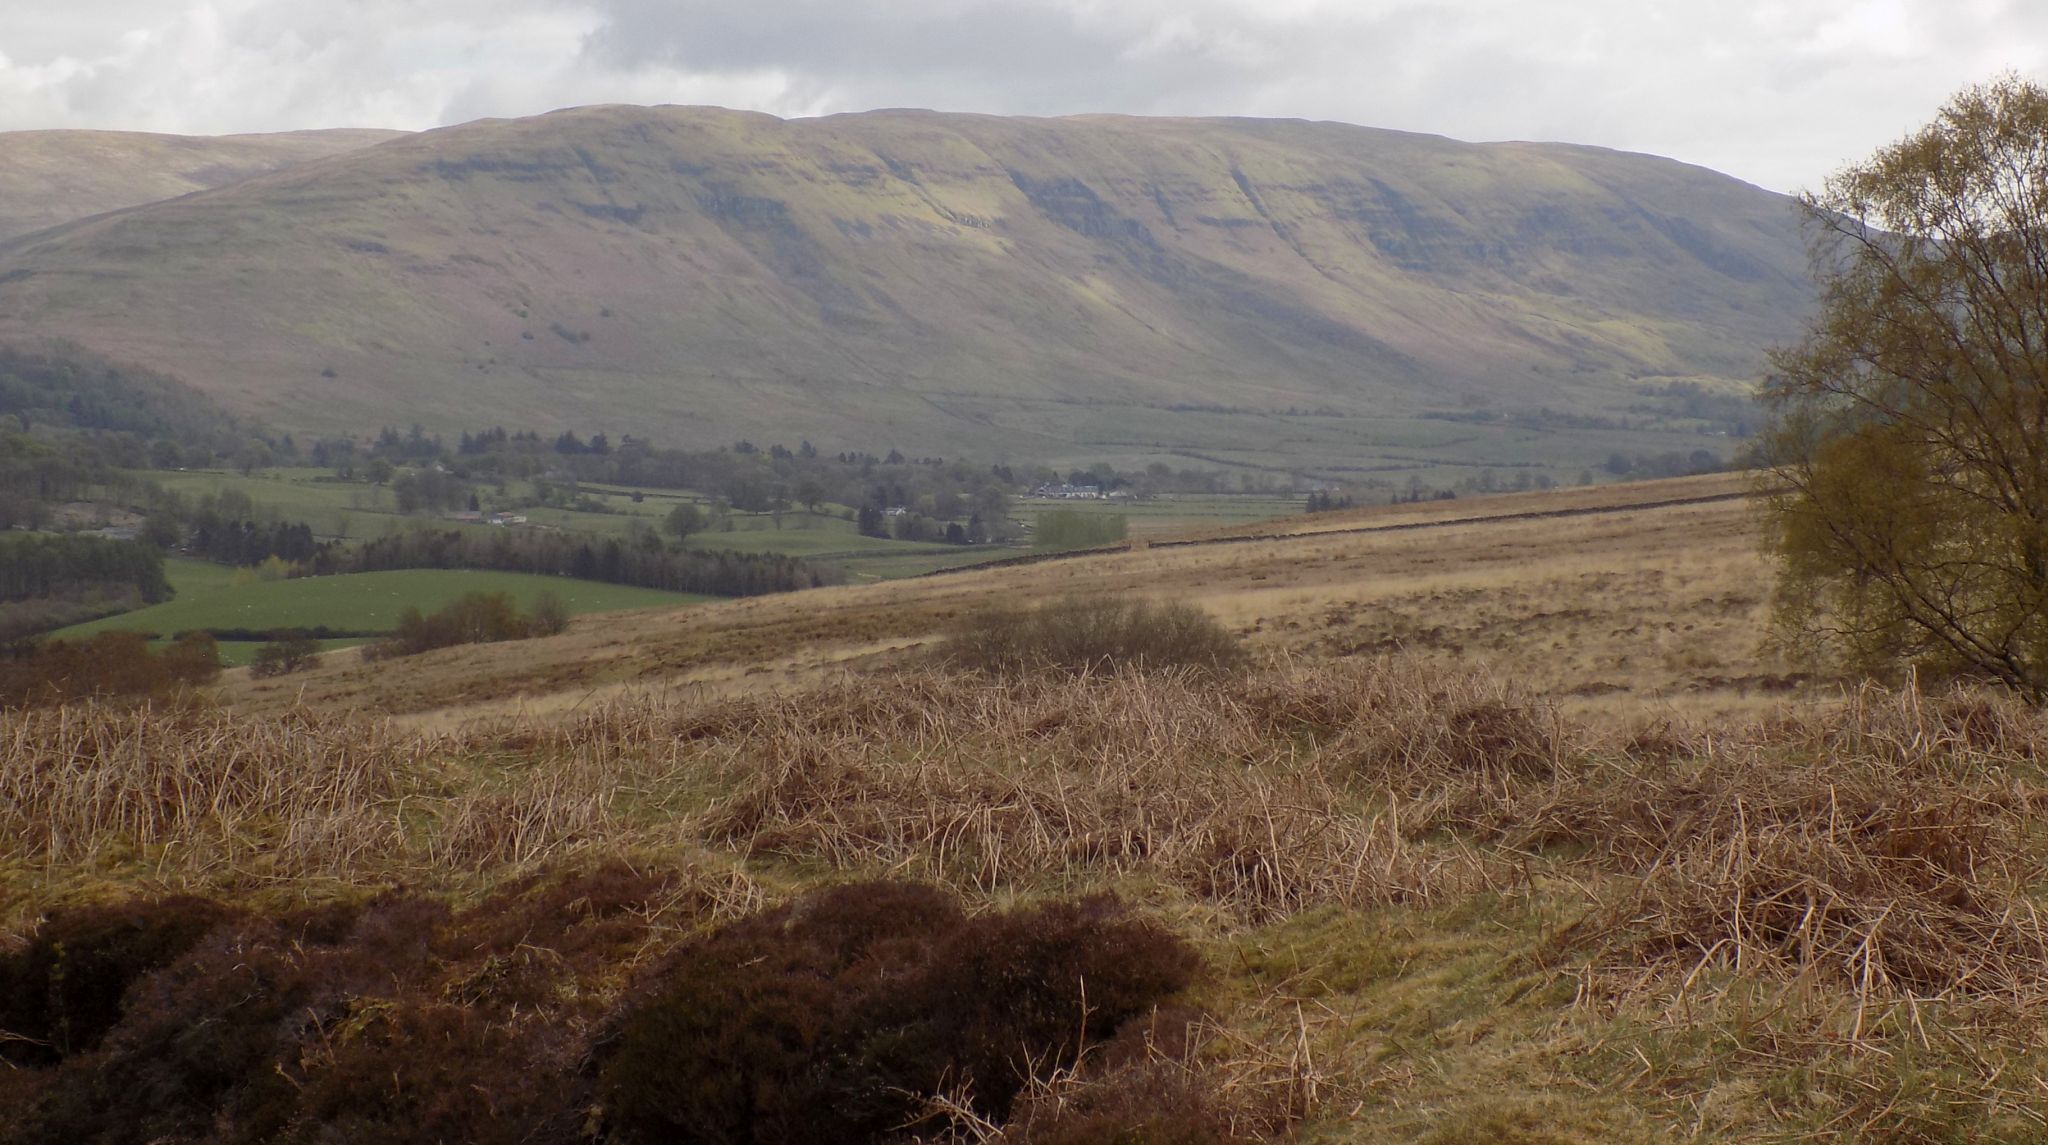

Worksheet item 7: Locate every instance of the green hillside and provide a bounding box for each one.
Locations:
[0,127,406,242]
[0,107,1803,472]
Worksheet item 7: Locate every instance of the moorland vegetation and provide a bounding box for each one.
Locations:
[11,80,2048,1145]
[7,644,2048,1141]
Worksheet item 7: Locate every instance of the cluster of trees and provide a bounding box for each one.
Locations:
[0,344,285,478]
[1631,381,1761,438]
[303,423,1074,548]
[0,630,220,708]
[854,503,1006,544]
[1303,490,1356,513]
[184,516,325,568]
[0,533,170,605]
[390,467,468,514]
[317,423,1031,540]
[0,427,175,530]
[362,591,568,660]
[0,534,174,641]
[319,528,831,597]
[0,343,247,446]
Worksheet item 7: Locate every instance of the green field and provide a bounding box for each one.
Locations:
[141,468,1335,585]
[1016,493,1309,539]
[55,566,712,665]
[141,469,1022,578]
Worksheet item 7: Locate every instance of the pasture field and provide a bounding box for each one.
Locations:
[51,568,711,664]
[17,474,2042,1142]
[1017,491,1309,539]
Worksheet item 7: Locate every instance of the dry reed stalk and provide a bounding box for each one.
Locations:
[646,668,1494,921]
[969,990,1341,1143]
[0,702,428,880]
[1524,681,2048,1010]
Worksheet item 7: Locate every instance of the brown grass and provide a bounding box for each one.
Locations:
[1521,685,2048,1013]
[13,643,2048,1140]
[0,703,419,880]
[692,670,1451,921]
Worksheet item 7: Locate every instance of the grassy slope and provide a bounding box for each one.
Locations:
[0,127,406,242]
[0,108,1801,475]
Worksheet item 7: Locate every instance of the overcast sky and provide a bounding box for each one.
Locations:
[1,1,2042,194]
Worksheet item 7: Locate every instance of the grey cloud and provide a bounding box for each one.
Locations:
[2,1,2047,192]
[579,0,1317,117]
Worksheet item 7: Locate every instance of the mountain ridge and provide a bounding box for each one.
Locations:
[0,105,1809,472]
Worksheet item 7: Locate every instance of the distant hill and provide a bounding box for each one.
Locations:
[0,107,1810,472]
[0,128,407,242]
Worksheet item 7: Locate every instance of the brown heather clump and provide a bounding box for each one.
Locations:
[1,878,1264,1145]
[597,882,1205,1144]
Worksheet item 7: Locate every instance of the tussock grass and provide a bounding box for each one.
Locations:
[1515,684,2048,1013]
[1,703,418,879]
[695,670,1450,920]
[499,664,1510,921]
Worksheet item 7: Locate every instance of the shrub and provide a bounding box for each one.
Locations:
[362,591,537,660]
[598,882,1201,1145]
[0,896,238,1064]
[528,590,570,636]
[249,630,321,678]
[2,889,610,1145]
[944,596,1247,677]
[1,885,1204,1144]
[0,629,220,708]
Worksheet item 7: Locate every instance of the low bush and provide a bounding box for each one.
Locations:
[0,629,221,708]
[943,596,1247,677]
[362,590,563,660]
[598,881,1202,1145]
[0,896,238,1064]
[528,589,570,636]
[249,630,321,677]
[0,885,631,1145]
[2,877,1213,1145]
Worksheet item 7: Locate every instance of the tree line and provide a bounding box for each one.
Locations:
[313,528,832,597]
[0,533,170,605]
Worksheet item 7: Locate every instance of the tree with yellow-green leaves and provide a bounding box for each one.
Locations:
[1762,77,2048,698]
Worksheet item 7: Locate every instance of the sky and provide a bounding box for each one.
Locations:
[1,1,2043,194]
